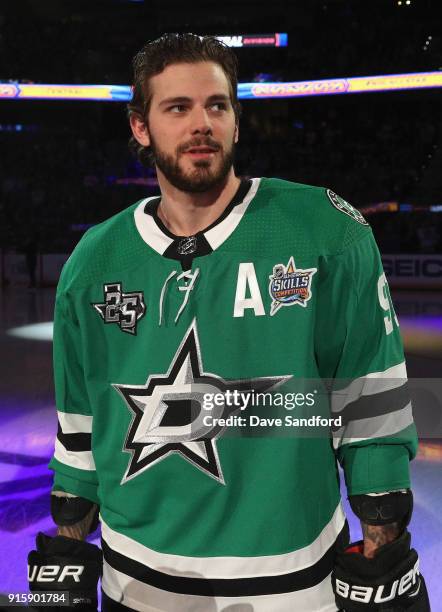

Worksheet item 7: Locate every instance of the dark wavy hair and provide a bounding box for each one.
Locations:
[127,33,241,166]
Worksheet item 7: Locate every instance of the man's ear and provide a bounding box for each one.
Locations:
[234,122,239,144]
[129,113,150,147]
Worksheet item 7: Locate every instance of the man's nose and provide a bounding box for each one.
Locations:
[190,107,212,135]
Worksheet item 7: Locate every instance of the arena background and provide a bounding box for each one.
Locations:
[0,0,441,609]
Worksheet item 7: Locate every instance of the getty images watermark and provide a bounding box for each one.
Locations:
[201,390,342,429]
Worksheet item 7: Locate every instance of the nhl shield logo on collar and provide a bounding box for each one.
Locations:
[269,256,317,316]
[177,236,197,255]
[92,282,146,335]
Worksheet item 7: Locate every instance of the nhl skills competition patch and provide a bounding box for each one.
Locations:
[269,256,317,316]
[326,189,369,225]
[92,282,146,335]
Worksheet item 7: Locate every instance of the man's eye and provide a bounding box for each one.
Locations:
[167,103,226,113]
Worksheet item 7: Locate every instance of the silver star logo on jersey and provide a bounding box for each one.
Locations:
[113,321,290,485]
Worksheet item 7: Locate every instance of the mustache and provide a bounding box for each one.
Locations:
[179,138,221,153]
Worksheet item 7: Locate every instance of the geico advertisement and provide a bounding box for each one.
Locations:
[382,255,442,288]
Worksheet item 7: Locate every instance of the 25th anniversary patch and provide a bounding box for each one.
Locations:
[92,282,146,335]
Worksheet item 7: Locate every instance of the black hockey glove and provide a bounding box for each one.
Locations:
[332,529,430,611]
[28,533,102,610]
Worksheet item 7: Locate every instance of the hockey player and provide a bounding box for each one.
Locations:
[29,33,430,611]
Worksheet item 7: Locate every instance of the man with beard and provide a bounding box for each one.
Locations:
[29,34,429,612]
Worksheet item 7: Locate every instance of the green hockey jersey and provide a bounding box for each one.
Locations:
[49,177,417,612]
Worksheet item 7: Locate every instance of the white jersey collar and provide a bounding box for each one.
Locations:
[134,177,261,256]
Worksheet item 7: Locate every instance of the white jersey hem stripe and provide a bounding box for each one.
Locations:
[100,502,345,579]
[102,566,338,612]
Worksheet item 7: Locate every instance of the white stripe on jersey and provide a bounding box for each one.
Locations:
[57,411,93,434]
[100,502,345,579]
[102,565,338,612]
[333,402,413,449]
[54,437,96,471]
[331,361,407,415]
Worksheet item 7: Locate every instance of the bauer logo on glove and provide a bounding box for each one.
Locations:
[335,557,421,604]
[332,529,430,612]
[28,564,85,583]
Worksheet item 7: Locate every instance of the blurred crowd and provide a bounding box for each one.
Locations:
[371,213,441,254]
[0,2,439,86]
[0,93,440,255]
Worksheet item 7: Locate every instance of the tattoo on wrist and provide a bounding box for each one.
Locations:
[361,521,401,558]
[57,504,97,540]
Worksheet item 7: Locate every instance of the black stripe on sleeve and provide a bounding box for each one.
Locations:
[101,521,349,598]
[331,382,411,432]
[57,423,92,452]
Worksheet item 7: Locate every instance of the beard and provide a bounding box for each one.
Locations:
[149,133,236,194]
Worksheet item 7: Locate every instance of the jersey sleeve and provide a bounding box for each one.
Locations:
[315,227,418,496]
[48,287,99,504]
